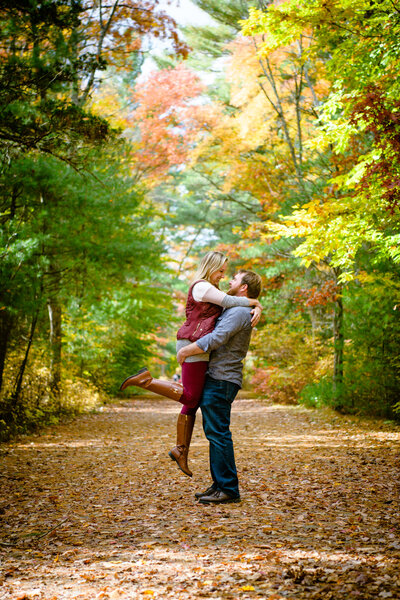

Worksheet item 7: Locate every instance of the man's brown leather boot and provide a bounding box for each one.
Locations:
[169,413,196,477]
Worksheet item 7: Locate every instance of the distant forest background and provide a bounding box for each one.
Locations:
[1,0,399,440]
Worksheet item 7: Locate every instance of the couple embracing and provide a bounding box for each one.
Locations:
[120,251,262,505]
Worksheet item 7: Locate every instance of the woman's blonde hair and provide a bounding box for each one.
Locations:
[194,251,227,284]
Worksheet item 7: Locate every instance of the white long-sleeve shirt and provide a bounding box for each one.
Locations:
[176,281,250,362]
[192,281,250,308]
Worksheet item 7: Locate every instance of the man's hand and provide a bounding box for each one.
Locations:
[250,305,262,327]
[177,347,188,365]
[177,342,203,365]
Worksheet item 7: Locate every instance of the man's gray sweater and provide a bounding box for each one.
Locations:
[196,306,253,387]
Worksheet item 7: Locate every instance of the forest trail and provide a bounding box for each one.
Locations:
[1,395,400,600]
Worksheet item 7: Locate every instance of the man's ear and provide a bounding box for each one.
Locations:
[240,283,248,295]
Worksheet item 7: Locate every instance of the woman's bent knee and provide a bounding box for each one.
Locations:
[181,390,202,409]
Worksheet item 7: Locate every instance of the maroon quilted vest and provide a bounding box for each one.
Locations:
[177,280,222,342]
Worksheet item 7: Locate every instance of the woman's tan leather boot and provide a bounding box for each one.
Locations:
[169,413,196,477]
[119,367,183,401]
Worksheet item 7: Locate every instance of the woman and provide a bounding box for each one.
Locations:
[119,251,262,477]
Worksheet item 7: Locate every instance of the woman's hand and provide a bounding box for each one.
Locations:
[250,305,262,327]
[248,298,262,309]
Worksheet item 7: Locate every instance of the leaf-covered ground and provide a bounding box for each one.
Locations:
[1,395,400,600]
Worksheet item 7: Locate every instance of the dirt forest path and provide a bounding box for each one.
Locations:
[1,395,400,600]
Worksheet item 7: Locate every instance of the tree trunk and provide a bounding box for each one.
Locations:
[0,310,13,393]
[333,276,344,405]
[48,295,62,395]
[11,311,39,405]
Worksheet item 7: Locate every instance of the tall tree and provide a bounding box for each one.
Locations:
[240,0,400,411]
[0,0,186,419]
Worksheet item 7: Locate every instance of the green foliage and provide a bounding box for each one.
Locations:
[298,273,400,418]
[251,311,334,405]
[0,143,173,416]
[242,0,400,280]
[149,167,261,269]
[299,377,334,409]
[64,284,175,393]
[3,0,400,435]
[340,276,400,416]
[0,0,111,160]
[0,350,105,441]
[0,0,187,438]
[191,0,250,29]
[234,0,400,416]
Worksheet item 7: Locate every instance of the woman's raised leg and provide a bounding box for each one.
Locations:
[119,367,183,400]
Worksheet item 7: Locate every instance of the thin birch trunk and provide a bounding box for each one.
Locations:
[11,311,39,404]
[48,281,62,395]
[333,272,344,404]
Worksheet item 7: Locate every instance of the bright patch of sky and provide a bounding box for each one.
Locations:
[157,0,214,26]
[140,0,216,80]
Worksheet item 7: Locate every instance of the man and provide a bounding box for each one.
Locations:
[177,269,262,505]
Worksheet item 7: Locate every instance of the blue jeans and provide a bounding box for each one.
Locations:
[200,375,240,499]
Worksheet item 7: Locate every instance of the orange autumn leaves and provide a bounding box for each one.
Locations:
[82,0,189,71]
[92,63,209,184]
[126,32,330,208]
[129,64,206,183]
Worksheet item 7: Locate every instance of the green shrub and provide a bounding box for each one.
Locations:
[299,377,334,409]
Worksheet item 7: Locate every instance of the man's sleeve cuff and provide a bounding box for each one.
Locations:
[196,337,209,352]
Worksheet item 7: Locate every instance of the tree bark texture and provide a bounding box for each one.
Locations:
[0,311,13,394]
[333,282,344,405]
[11,311,38,405]
[48,296,62,395]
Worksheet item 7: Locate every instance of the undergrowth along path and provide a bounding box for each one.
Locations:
[1,395,400,599]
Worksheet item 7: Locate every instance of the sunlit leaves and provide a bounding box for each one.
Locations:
[240,0,400,282]
[78,0,189,72]
[128,64,205,183]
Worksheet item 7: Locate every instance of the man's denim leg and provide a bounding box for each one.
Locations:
[200,376,240,499]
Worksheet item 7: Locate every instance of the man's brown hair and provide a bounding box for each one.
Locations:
[239,270,262,299]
